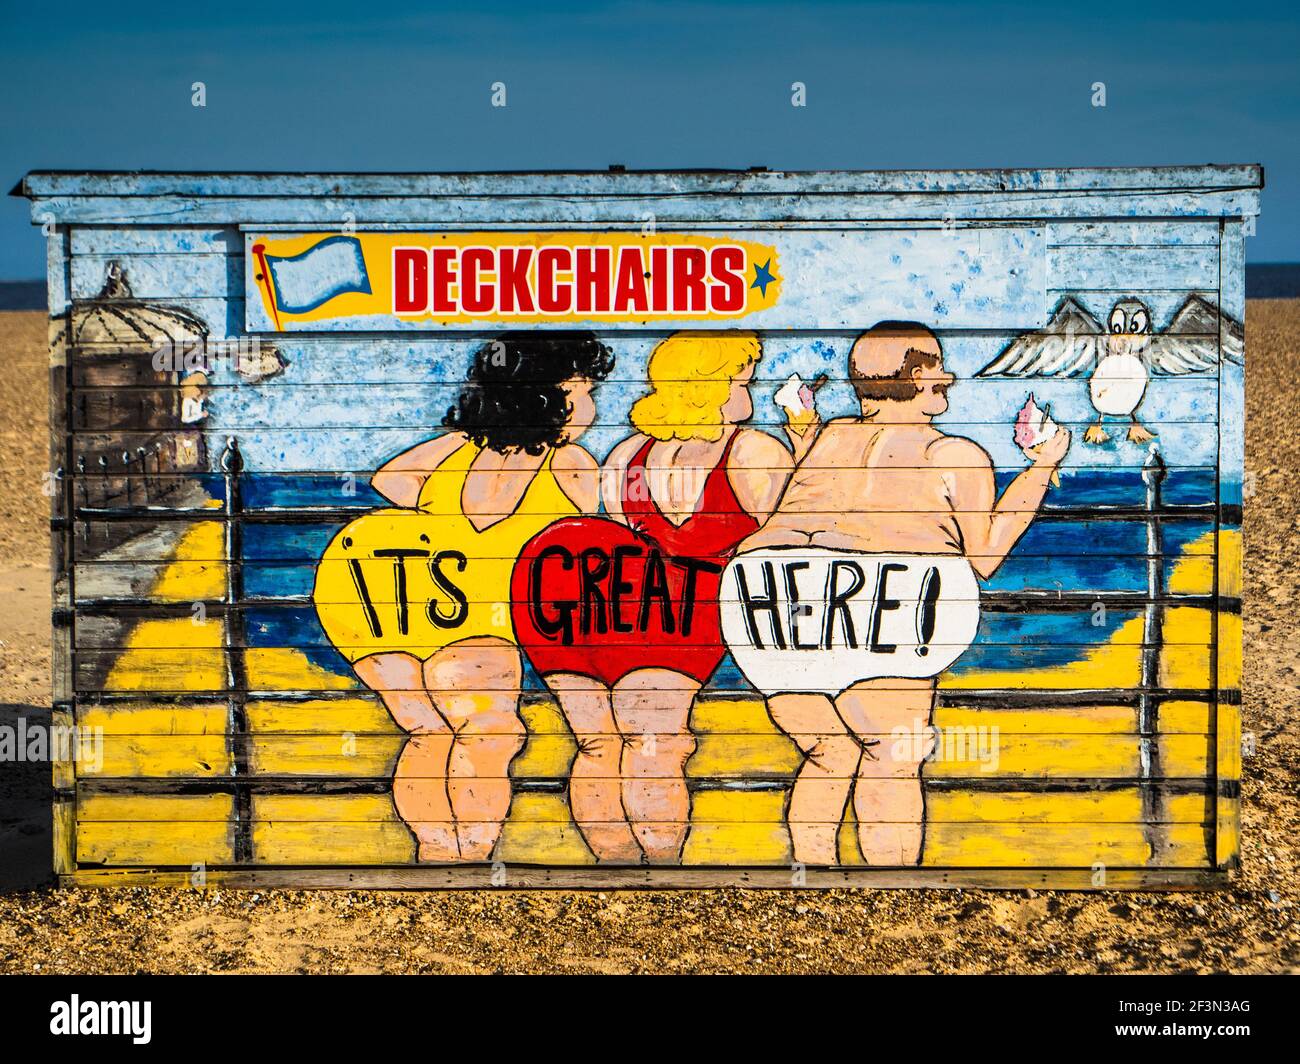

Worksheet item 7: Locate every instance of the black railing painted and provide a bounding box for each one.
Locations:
[221,438,253,863]
[66,438,1235,866]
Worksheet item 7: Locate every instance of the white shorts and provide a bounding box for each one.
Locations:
[719,547,980,697]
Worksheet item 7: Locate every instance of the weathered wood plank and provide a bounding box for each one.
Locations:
[63,336,1227,382]
[76,790,1215,824]
[64,442,1226,476]
[73,733,1213,780]
[53,800,76,878]
[68,295,244,340]
[1216,222,1244,895]
[73,646,1222,693]
[1046,221,1221,247]
[919,821,1211,868]
[67,398,1225,432]
[78,819,233,867]
[1047,245,1219,290]
[70,252,241,300]
[71,524,1222,568]
[58,866,1229,890]
[76,818,1211,869]
[72,697,1216,737]
[26,189,1263,228]
[69,627,1222,653]
[47,228,78,877]
[21,165,1265,199]
[77,730,232,777]
[70,227,240,256]
[70,549,1219,600]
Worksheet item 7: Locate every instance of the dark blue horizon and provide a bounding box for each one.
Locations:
[2,0,1296,279]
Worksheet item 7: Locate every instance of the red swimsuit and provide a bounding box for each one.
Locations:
[620,432,760,565]
[511,431,760,686]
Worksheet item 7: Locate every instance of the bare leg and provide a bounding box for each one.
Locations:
[549,672,642,863]
[835,680,937,865]
[766,693,861,866]
[611,669,699,863]
[353,652,458,862]
[424,637,526,861]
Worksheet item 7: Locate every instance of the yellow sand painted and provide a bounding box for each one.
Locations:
[509,701,575,778]
[105,520,356,694]
[922,822,1212,868]
[496,794,597,865]
[253,795,415,865]
[1216,803,1240,868]
[249,734,404,777]
[927,790,1209,824]
[99,521,360,779]
[1217,703,1242,782]
[78,794,233,821]
[76,795,234,866]
[88,521,1235,869]
[1171,528,1241,598]
[685,791,792,865]
[103,522,226,691]
[245,697,392,734]
[79,701,229,735]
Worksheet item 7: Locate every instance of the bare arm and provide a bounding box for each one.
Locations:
[551,443,602,515]
[727,429,795,524]
[941,432,1069,580]
[600,434,648,524]
[369,432,465,507]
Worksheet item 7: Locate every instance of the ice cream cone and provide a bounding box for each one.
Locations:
[775,373,822,438]
[785,409,817,436]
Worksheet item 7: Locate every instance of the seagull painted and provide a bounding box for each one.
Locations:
[977,295,1244,444]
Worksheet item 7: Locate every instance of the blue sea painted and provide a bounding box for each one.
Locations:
[229,466,1222,693]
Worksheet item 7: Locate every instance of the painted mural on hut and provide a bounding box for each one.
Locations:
[298,306,1239,867]
[46,197,1246,876]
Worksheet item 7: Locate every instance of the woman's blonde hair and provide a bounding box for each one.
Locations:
[630,331,761,442]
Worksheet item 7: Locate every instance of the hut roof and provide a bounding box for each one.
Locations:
[71,263,208,352]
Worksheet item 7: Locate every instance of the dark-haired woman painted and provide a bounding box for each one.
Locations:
[313,332,614,862]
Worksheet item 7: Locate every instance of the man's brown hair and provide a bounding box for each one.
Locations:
[850,321,943,402]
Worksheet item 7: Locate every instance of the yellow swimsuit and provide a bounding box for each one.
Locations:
[314,440,577,662]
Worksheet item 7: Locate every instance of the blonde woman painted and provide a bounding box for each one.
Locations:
[516,331,817,864]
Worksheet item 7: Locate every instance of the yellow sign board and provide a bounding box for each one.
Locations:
[247,231,781,329]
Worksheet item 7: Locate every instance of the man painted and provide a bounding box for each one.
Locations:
[728,321,1071,866]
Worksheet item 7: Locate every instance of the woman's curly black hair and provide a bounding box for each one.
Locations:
[443,331,615,455]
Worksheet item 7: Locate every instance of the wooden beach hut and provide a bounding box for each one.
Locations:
[16,167,1259,888]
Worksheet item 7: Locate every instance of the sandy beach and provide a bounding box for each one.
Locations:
[0,302,1296,974]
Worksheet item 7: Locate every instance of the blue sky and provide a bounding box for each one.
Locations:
[2,0,1296,279]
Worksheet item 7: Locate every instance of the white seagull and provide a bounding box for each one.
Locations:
[977,295,1244,444]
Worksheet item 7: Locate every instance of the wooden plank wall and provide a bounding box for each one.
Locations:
[30,171,1254,887]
